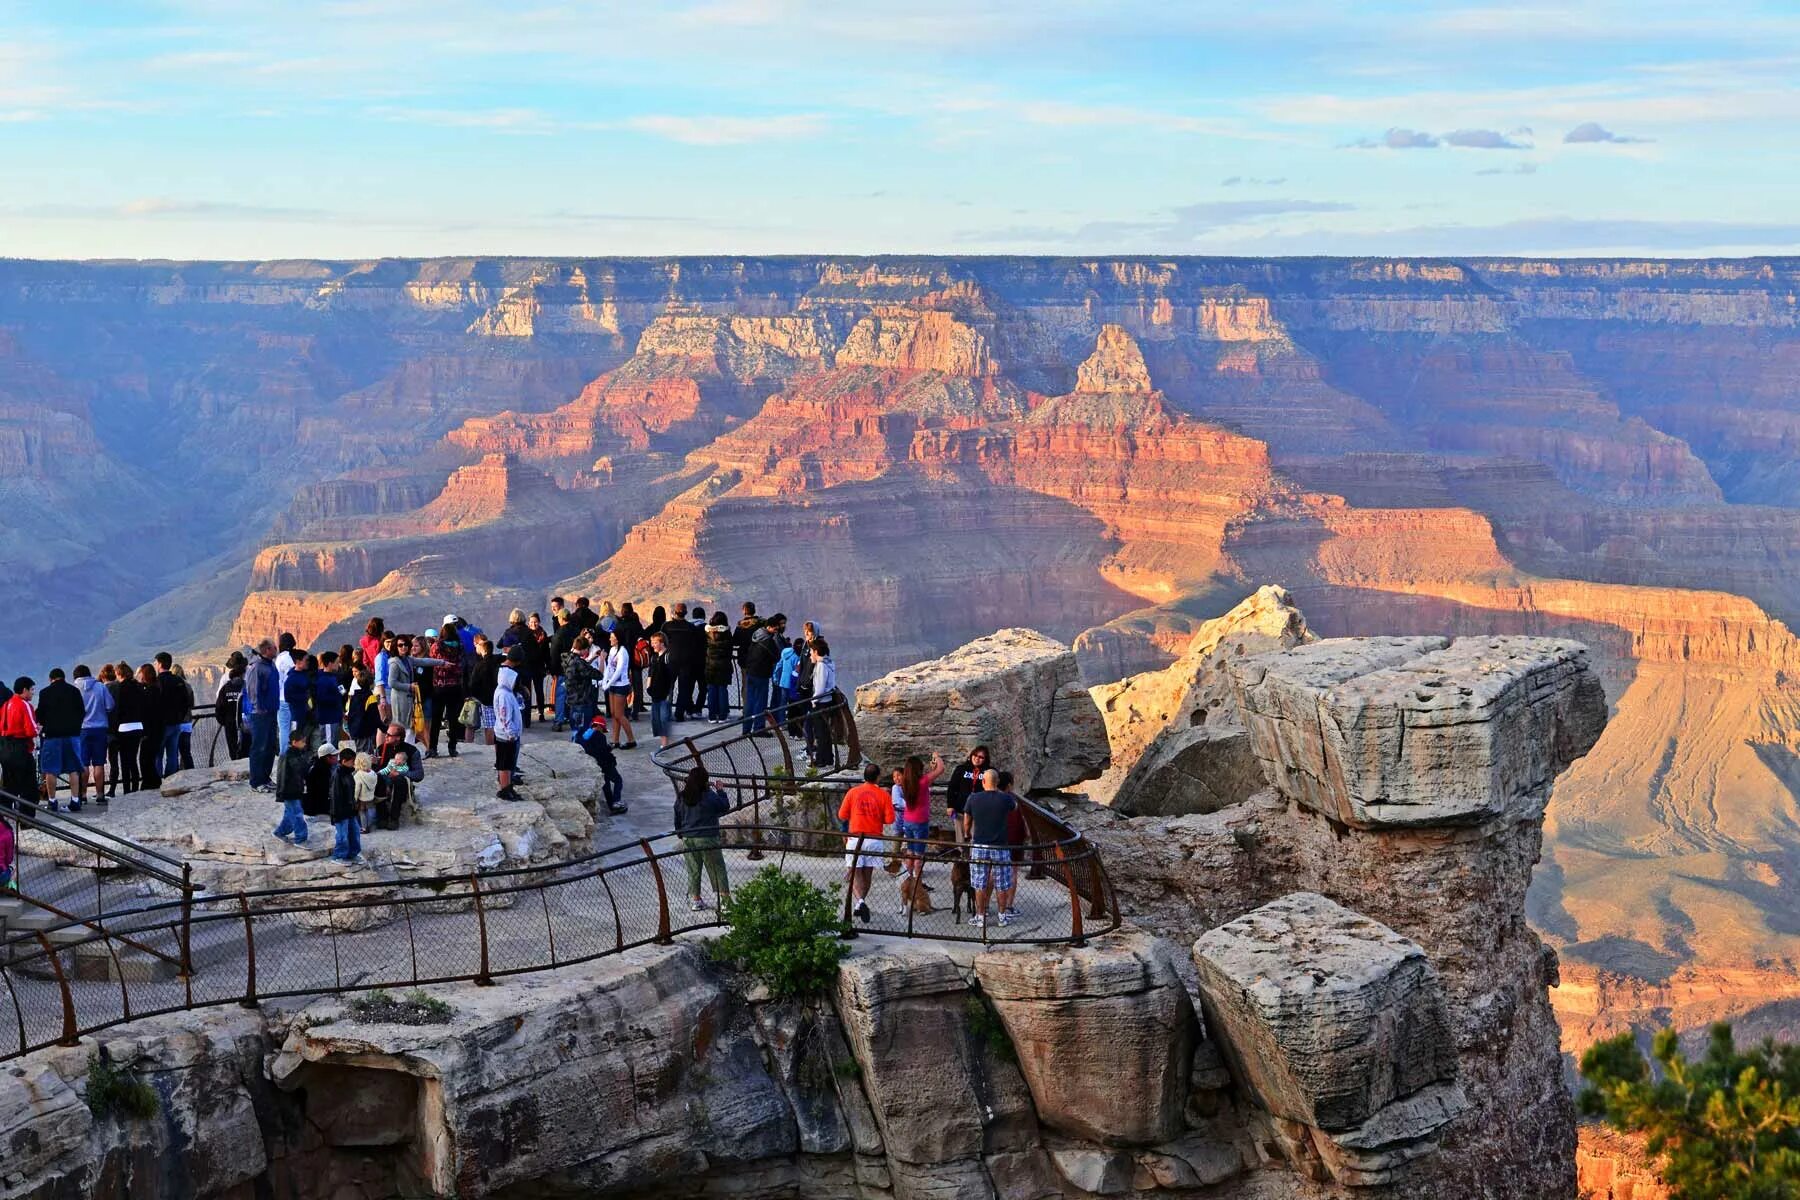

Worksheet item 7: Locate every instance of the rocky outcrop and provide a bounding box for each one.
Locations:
[1089,585,1312,811]
[1075,324,1153,394]
[854,628,1109,791]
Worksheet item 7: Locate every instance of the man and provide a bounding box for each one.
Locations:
[741,623,779,736]
[645,631,676,750]
[805,639,838,769]
[35,668,85,811]
[494,648,525,802]
[282,652,319,749]
[272,727,312,844]
[733,601,762,711]
[662,602,699,721]
[154,652,191,777]
[0,677,39,812]
[244,639,282,792]
[549,610,581,731]
[314,650,346,746]
[73,665,113,804]
[945,745,991,843]
[274,632,298,746]
[374,723,424,828]
[545,595,568,719]
[837,762,892,924]
[571,595,599,633]
[961,769,1018,928]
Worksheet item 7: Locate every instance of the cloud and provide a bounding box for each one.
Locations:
[616,113,829,145]
[1475,162,1539,176]
[1563,121,1651,144]
[12,198,336,221]
[1443,127,1528,149]
[1349,127,1440,149]
[963,196,1354,245]
[1231,215,1800,256]
[1221,175,1286,186]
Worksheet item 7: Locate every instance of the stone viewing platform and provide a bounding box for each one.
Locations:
[0,603,1609,1200]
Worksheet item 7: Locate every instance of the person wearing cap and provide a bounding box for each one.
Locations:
[574,711,627,814]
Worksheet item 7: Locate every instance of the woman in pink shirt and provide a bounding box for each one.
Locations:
[891,751,944,889]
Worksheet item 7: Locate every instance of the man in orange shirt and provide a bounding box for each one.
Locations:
[838,762,891,924]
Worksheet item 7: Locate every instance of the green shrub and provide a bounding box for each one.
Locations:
[965,994,1016,1064]
[711,865,848,999]
[348,988,454,1025]
[85,1049,159,1122]
[1580,1022,1800,1199]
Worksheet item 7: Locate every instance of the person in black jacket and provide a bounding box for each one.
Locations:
[34,668,85,809]
[549,613,582,731]
[616,602,647,718]
[154,652,192,778]
[134,663,164,791]
[732,601,762,709]
[703,614,735,723]
[214,652,248,762]
[945,746,992,843]
[328,745,362,863]
[645,631,676,749]
[465,635,502,746]
[663,603,702,720]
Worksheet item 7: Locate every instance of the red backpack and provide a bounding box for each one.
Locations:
[632,638,651,668]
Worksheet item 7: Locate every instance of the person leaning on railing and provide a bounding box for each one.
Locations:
[675,766,731,912]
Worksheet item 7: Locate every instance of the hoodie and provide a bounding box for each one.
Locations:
[493,666,523,741]
[77,676,115,730]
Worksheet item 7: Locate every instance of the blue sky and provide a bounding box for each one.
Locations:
[3,0,1800,259]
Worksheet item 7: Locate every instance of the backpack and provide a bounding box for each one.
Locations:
[633,638,651,669]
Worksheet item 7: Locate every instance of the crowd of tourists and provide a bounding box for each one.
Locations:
[2,595,1031,928]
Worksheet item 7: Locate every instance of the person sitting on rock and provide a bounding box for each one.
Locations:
[374,723,424,829]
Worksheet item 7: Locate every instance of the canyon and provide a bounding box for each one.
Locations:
[4,255,1800,1043]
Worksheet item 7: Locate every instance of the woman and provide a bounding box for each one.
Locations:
[359,618,385,672]
[647,604,666,639]
[526,612,551,718]
[345,665,381,753]
[426,633,465,759]
[335,645,356,690]
[466,633,502,746]
[214,651,248,761]
[385,636,447,745]
[373,632,398,723]
[103,664,138,795]
[562,634,600,731]
[645,631,675,749]
[674,766,732,912]
[703,613,734,723]
[601,629,637,749]
[134,664,164,791]
[170,664,197,770]
[892,752,946,887]
[616,602,646,718]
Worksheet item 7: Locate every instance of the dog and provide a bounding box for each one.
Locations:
[946,856,973,922]
[898,874,935,914]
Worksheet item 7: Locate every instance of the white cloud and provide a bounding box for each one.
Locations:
[617,113,830,145]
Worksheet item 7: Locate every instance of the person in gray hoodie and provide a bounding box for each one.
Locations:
[493,650,525,801]
[73,665,113,805]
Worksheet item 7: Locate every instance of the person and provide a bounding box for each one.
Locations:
[549,607,583,730]
[373,631,397,722]
[998,768,1028,918]
[465,633,502,747]
[313,651,346,747]
[805,639,838,769]
[328,743,362,863]
[274,632,298,746]
[616,602,646,718]
[153,652,191,777]
[645,631,675,749]
[647,604,666,639]
[571,595,598,633]
[272,727,312,844]
[359,618,386,672]
[446,613,482,657]
[425,631,466,759]
[597,600,618,636]
[386,636,447,745]
[245,639,281,791]
[561,634,600,733]
[543,602,565,721]
[574,713,627,813]
[774,636,803,727]
[74,665,112,804]
[602,629,637,749]
[0,814,13,892]
[344,665,382,753]
[525,612,550,718]
[1,677,41,811]
[962,769,1018,927]
[703,613,734,723]
[494,650,524,802]
[674,766,732,912]
[134,664,164,791]
[282,652,318,749]
[107,663,142,795]
[353,751,378,834]
[497,608,532,665]
[35,668,85,810]
[838,763,892,923]
[733,601,762,711]
[374,724,424,829]
[662,602,700,721]
[945,745,992,843]
[214,652,247,762]
[741,622,779,736]
[892,752,945,893]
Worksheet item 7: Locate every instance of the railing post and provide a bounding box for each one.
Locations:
[37,932,79,1046]
[1,960,27,1057]
[840,835,864,938]
[641,839,672,944]
[238,892,258,1008]
[470,873,494,985]
[1053,845,1086,948]
[179,862,194,982]
[1085,849,1108,920]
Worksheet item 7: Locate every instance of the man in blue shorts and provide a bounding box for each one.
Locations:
[73,665,113,806]
[961,769,1018,928]
[34,668,86,811]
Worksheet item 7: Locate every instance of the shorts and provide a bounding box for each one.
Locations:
[607,684,632,696]
[80,729,110,767]
[494,738,519,772]
[899,819,930,857]
[970,845,1014,892]
[479,704,496,730]
[843,836,887,870]
[38,736,82,775]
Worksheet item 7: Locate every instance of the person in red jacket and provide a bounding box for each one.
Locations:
[0,677,42,812]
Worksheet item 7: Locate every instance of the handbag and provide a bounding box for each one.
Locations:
[409,685,427,737]
[459,697,481,728]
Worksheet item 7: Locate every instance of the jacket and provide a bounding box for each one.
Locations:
[775,646,801,690]
[674,788,731,838]
[645,650,674,700]
[431,641,464,690]
[601,645,631,691]
[376,738,424,782]
[497,621,533,662]
[35,679,85,739]
[244,655,280,717]
[77,677,115,729]
[493,667,523,741]
[743,630,779,679]
[0,694,41,741]
[703,626,734,685]
[387,654,446,696]
[615,615,645,657]
[561,652,598,707]
[275,746,312,800]
[661,618,701,671]
[156,671,193,726]
[733,616,762,663]
[110,679,145,730]
[283,669,317,727]
[466,652,502,703]
[328,763,359,823]
[214,672,244,727]
[812,655,837,700]
[313,671,346,724]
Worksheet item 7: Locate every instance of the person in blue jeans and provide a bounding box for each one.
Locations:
[245,639,282,791]
[272,729,312,843]
[328,744,362,862]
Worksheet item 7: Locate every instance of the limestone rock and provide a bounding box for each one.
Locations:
[974,932,1196,1146]
[1229,635,1608,828]
[855,628,1108,792]
[1092,584,1312,812]
[1193,892,1459,1133]
[1074,324,1153,394]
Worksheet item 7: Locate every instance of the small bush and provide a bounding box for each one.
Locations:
[348,988,454,1025]
[711,865,848,1000]
[965,994,1016,1064]
[85,1049,159,1122]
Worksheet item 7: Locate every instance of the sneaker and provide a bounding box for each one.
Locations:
[997,912,1015,927]
[273,830,292,842]
[690,897,710,912]
[423,750,438,759]
[69,801,82,812]
[251,783,274,794]
[854,900,871,923]
[969,914,986,927]
[607,804,629,815]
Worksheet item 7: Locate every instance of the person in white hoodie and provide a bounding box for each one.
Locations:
[600,628,637,750]
[493,649,525,802]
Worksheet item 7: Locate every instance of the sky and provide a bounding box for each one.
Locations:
[3,1,1800,260]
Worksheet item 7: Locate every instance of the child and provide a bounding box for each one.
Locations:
[354,751,378,833]
[0,816,15,891]
[329,744,362,864]
[272,729,311,844]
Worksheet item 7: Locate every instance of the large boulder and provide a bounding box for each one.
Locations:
[974,932,1197,1146]
[1229,635,1608,829]
[855,628,1108,792]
